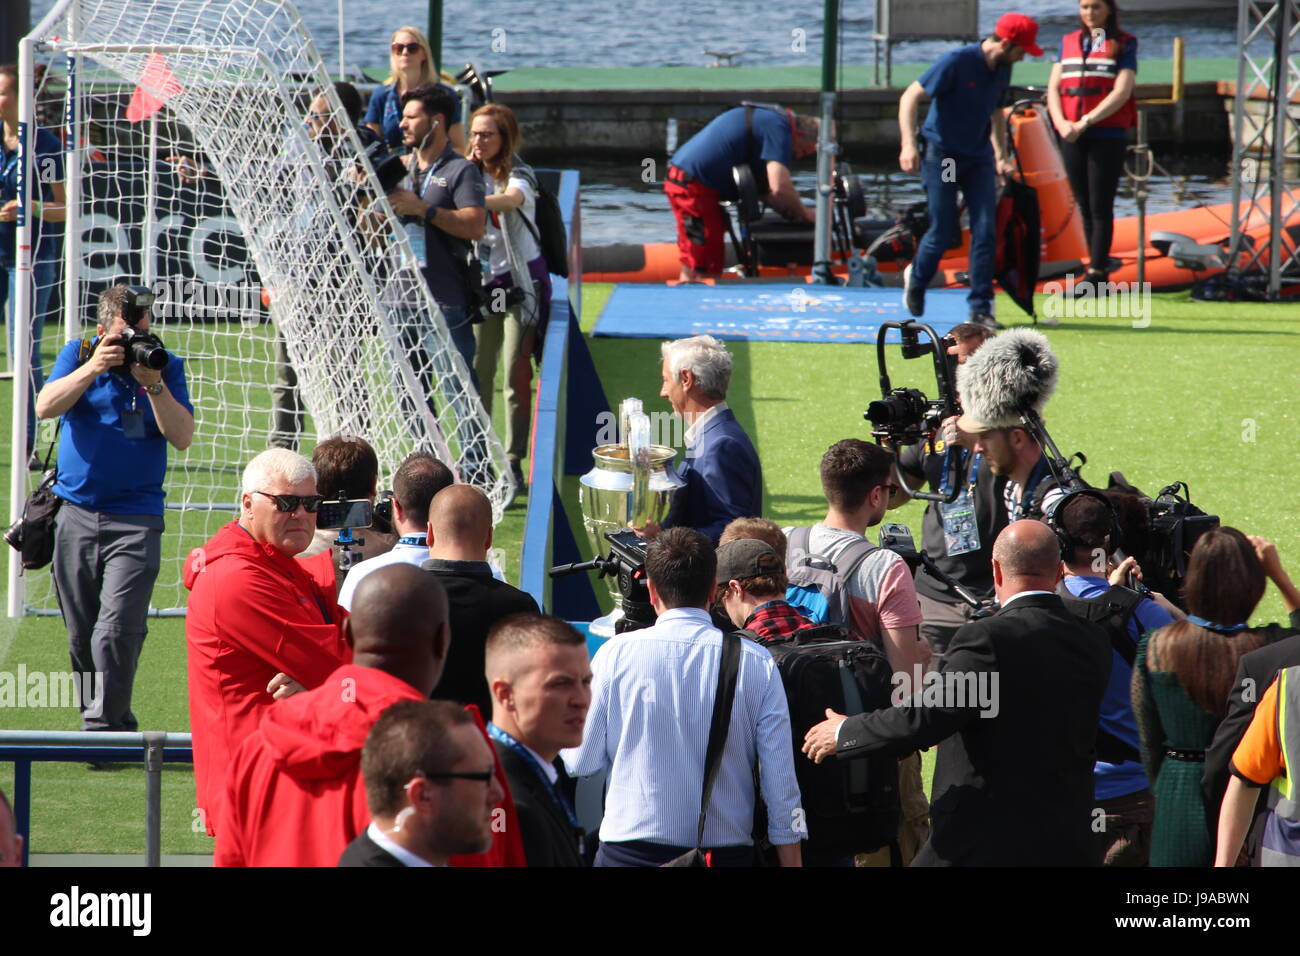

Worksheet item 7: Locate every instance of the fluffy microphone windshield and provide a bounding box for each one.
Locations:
[956,328,1059,431]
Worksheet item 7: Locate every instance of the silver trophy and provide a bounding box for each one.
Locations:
[578,399,685,637]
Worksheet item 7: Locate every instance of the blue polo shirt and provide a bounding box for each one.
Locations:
[1,127,65,265]
[48,338,193,516]
[1063,574,1174,800]
[917,44,1011,161]
[670,105,793,198]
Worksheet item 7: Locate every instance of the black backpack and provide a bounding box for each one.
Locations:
[746,623,901,856]
[1057,583,1145,764]
[515,165,570,278]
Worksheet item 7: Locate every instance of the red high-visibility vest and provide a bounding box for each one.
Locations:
[1059,28,1136,129]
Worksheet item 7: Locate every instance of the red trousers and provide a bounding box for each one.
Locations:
[664,166,726,274]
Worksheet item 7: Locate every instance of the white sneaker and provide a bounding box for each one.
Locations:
[1039,315,1061,327]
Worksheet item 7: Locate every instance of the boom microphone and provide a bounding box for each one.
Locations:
[955,328,1059,432]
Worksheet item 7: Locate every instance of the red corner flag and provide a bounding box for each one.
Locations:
[125,53,183,123]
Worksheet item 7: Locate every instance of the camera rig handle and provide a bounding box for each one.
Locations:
[1017,408,1088,493]
[873,320,963,503]
[888,543,989,612]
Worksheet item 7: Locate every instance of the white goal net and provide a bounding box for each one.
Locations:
[8,0,513,616]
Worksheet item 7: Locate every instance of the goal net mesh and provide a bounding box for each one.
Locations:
[14,0,512,615]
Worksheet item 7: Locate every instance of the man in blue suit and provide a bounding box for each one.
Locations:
[653,335,762,543]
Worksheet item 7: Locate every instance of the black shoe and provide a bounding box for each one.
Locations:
[970,313,1002,331]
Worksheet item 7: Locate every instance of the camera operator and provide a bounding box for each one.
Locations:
[296,435,397,596]
[35,282,194,733]
[891,323,1007,655]
[953,328,1070,522]
[1055,491,1179,866]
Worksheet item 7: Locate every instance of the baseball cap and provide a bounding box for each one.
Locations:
[715,538,784,584]
[995,12,1043,57]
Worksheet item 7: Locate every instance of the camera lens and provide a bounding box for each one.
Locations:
[130,339,170,370]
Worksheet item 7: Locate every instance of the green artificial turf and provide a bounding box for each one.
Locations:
[3,282,1297,855]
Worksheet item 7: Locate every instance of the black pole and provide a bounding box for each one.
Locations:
[428,0,442,75]
[1,0,31,66]
[821,0,838,93]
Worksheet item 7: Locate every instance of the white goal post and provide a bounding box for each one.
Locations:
[7,0,514,617]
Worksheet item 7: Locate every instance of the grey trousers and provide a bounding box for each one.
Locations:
[270,333,302,451]
[917,590,985,658]
[50,502,163,731]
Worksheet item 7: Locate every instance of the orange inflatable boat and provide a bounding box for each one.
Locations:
[583,105,1298,292]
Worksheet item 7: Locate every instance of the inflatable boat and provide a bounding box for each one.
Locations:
[582,104,1300,293]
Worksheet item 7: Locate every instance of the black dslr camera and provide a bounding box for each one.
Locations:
[113,285,169,374]
[550,529,655,633]
[865,320,963,502]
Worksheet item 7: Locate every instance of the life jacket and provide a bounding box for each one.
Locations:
[1059,28,1136,129]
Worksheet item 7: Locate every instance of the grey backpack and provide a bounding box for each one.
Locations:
[784,526,878,630]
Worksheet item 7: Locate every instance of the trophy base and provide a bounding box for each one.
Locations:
[588,610,623,639]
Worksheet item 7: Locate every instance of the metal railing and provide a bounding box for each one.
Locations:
[0,730,193,868]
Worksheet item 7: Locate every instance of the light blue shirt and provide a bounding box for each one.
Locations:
[562,607,803,847]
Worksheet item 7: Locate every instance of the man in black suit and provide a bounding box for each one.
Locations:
[485,614,592,866]
[422,485,540,715]
[339,699,505,867]
[803,520,1111,866]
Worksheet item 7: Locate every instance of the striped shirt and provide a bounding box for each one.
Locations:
[562,607,803,847]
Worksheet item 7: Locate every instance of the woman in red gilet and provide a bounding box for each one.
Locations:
[1047,0,1138,292]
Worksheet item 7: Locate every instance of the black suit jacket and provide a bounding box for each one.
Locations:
[1202,619,1300,860]
[836,593,1111,866]
[422,558,540,715]
[492,740,586,867]
[337,828,407,867]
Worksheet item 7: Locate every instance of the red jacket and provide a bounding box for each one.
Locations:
[214,664,529,867]
[215,664,422,866]
[185,520,351,837]
[1059,28,1136,128]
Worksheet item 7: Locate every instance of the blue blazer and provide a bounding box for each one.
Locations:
[664,407,762,544]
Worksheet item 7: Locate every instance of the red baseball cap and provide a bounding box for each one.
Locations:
[995,12,1043,57]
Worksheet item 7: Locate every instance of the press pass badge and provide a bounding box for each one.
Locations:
[122,408,146,440]
[404,221,427,270]
[941,489,980,556]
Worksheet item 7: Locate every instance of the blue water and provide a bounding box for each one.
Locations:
[29,0,1236,72]
[24,0,1240,244]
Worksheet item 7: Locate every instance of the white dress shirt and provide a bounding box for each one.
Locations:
[562,606,802,848]
[366,821,435,867]
[338,541,430,610]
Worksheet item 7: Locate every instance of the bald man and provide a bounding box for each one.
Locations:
[802,520,1111,866]
[215,563,451,866]
[422,485,539,714]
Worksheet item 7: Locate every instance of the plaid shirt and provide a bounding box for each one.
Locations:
[743,600,812,643]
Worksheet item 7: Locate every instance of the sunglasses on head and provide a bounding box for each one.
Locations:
[391,42,422,54]
[253,490,324,513]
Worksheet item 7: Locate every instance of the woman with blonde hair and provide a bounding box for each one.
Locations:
[363,26,465,150]
[465,103,552,491]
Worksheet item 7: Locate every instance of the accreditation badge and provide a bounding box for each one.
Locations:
[940,486,980,556]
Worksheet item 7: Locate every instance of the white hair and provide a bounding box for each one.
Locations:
[661,335,733,399]
[242,448,316,495]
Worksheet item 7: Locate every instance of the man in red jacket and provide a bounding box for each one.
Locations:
[215,562,529,867]
[185,448,352,837]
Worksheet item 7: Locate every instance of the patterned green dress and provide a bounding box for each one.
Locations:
[1132,632,1224,866]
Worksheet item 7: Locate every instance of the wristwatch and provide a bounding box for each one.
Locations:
[144,382,165,396]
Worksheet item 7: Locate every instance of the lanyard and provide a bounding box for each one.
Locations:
[486,722,582,832]
[1013,457,1050,519]
[397,534,427,547]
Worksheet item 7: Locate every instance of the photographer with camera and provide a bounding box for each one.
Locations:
[891,322,1008,655]
[34,283,193,734]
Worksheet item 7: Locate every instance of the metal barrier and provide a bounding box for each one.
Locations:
[0,730,193,867]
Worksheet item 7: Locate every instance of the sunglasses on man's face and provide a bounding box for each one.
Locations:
[253,490,324,514]
[391,42,422,54]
